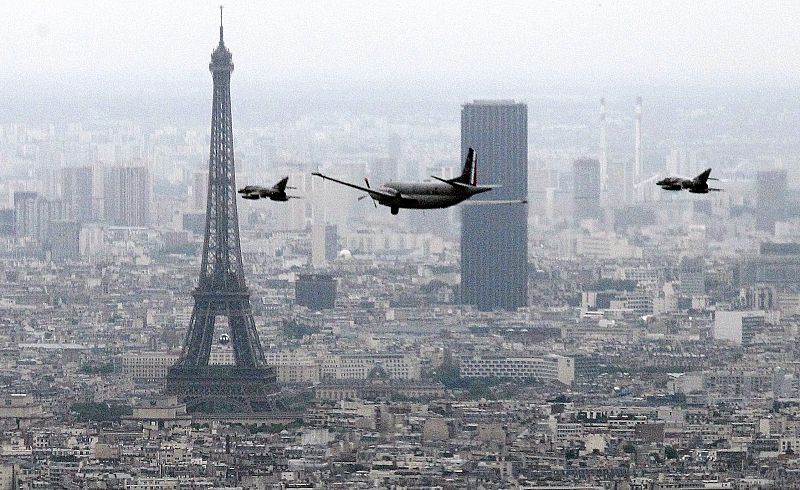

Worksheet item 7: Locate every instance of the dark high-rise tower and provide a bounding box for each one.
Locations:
[460,100,528,311]
[166,10,277,413]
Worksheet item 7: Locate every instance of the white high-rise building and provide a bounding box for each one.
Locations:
[311,223,338,267]
[192,170,208,212]
[713,311,765,346]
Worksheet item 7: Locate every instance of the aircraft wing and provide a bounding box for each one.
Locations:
[462,199,528,205]
[312,172,398,199]
[238,185,266,194]
[429,176,503,191]
[430,175,459,186]
[430,176,500,189]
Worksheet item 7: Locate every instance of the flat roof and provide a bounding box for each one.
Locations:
[470,99,519,105]
[17,343,87,350]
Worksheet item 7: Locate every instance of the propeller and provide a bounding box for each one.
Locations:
[363,177,377,208]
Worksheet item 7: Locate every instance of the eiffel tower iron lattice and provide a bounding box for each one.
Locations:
[166,10,278,413]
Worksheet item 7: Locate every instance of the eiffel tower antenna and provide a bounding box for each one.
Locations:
[219,5,224,43]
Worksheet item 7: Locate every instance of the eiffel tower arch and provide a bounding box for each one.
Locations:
[165,10,278,413]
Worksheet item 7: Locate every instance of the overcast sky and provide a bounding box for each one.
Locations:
[3,1,800,98]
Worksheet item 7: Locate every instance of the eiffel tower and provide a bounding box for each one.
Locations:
[166,9,278,413]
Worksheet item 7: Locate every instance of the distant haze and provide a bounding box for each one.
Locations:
[3,1,800,122]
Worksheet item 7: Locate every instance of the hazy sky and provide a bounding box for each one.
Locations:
[4,1,800,88]
[2,0,800,122]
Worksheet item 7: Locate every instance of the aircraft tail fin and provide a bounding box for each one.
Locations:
[274,176,290,192]
[450,148,477,185]
[695,168,712,183]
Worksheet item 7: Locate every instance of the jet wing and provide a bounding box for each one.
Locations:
[312,172,399,199]
[238,186,266,194]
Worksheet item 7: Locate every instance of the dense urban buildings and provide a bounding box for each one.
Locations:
[460,100,529,311]
[2,10,800,488]
[1,86,800,486]
[0,91,799,486]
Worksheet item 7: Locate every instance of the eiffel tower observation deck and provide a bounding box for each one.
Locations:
[165,8,279,413]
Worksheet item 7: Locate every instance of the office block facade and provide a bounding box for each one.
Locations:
[460,100,528,311]
[104,166,150,227]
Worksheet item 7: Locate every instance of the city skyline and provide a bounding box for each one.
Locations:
[2,4,800,488]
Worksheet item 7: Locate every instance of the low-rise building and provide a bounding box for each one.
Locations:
[459,354,574,384]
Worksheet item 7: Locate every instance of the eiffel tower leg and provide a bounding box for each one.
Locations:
[195,299,216,365]
[181,297,217,366]
[228,298,265,368]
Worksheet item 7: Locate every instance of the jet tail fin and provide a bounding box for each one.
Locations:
[695,168,712,183]
[449,148,477,185]
[274,176,290,192]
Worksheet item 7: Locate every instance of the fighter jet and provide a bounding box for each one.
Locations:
[312,148,526,215]
[656,168,722,194]
[237,176,300,201]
